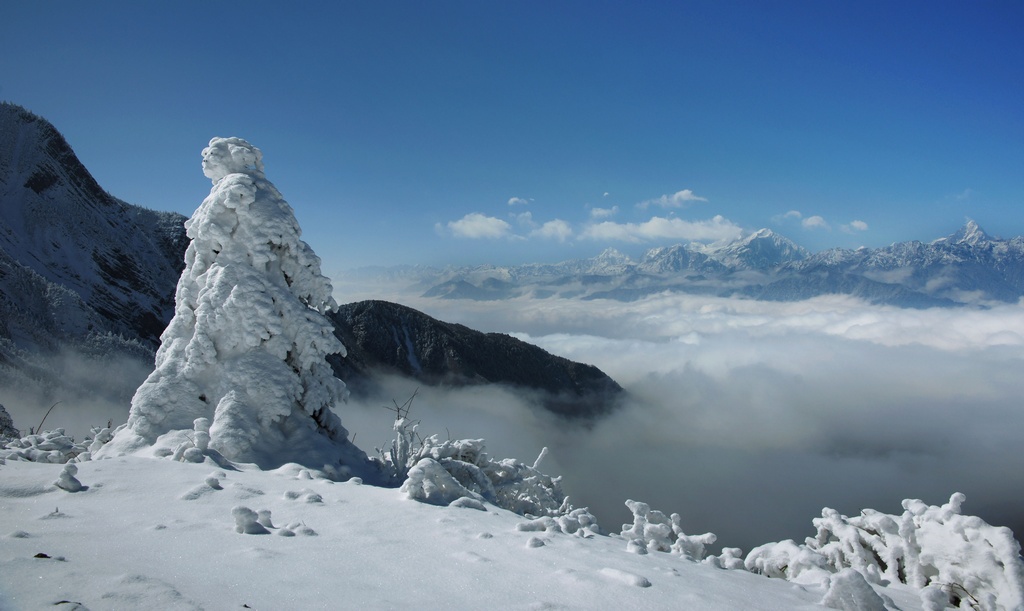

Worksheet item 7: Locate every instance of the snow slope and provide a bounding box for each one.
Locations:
[0,454,927,610]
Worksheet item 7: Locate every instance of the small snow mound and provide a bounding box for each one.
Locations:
[450,497,487,511]
[7,530,31,539]
[232,506,269,535]
[599,567,652,588]
[526,536,546,548]
[820,568,888,611]
[257,510,274,529]
[54,463,85,492]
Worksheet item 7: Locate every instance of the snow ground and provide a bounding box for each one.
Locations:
[0,456,925,610]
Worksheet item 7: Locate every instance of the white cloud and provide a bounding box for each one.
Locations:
[801,215,829,230]
[581,215,742,243]
[530,219,573,242]
[508,197,531,206]
[513,211,536,228]
[589,206,619,219]
[637,189,708,209]
[772,210,804,225]
[445,213,513,239]
[842,220,869,233]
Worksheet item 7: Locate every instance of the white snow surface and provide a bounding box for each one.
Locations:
[0,455,928,610]
[97,138,361,471]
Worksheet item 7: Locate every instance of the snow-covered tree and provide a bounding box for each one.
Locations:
[100,137,364,472]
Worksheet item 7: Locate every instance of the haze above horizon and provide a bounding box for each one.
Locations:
[2,1,1021,273]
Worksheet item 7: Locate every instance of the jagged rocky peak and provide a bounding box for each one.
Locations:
[934,219,991,247]
[594,247,631,265]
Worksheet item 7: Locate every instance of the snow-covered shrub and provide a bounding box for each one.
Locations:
[619,499,717,561]
[516,507,601,538]
[746,493,1024,611]
[391,429,582,519]
[703,547,746,570]
[0,428,84,463]
[400,457,485,506]
[97,137,366,473]
[745,539,831,582]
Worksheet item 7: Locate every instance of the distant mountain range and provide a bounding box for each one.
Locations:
[0,103,620,419]
[353,221,1024,309]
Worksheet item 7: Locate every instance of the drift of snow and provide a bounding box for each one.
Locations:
[0,455,916,609]
[97,137,365,472]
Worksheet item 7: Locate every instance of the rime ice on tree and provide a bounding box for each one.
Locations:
[101,137,362,471]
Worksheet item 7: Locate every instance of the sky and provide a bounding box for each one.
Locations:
[2,1,1023,273]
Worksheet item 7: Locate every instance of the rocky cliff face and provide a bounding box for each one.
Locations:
[0,103,188,354]
[329,300,623,418]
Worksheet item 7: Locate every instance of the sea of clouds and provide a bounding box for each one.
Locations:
[7,277,1021,553]
[339,282,1024,552]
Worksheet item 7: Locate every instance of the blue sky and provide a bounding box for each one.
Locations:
[2,1,1022,271]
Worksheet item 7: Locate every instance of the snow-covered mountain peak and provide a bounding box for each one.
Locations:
[695,227,809,269]
[934,219,991,247]
[594,247,631,264]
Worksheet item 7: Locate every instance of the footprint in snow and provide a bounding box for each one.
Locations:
[231,483,265,499]
[283,489,322,503]
[452,551,491,564]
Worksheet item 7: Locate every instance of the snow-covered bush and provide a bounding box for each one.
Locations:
[97,137,366,473]
[400,457,486,506]
[515,507,601,538]
[388,422,582,519]
[619,499,717,561]
[703,547,746,571]
[745,493,1024,611]
[0,425,115,463]
[1,428,82,463]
